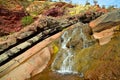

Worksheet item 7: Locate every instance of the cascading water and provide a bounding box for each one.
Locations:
[51,23,93,75]
[56,29,76,74]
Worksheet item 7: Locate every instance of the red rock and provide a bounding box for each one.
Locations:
[0,7,27,36]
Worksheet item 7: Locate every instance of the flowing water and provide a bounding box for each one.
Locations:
[56,30,76,74]
[27,24,93,80]
[52,25,92,74]
[26,67,83,80]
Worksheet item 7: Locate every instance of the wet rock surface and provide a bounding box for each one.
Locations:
[66,23,94,50]
[26,67,83,80]
[51,9,120,79]
[51,22,96,73]
[52,24,120,80]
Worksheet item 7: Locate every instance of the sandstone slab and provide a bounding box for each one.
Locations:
[89,9,120,32]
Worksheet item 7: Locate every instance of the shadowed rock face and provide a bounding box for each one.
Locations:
[90,9,120,32]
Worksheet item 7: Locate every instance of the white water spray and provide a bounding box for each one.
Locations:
[57,28,78,74]
[52,25,91,74]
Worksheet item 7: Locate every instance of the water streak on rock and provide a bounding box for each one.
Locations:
[52,23,93,74]
[57,29,77,74]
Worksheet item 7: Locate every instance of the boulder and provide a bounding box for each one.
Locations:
[89,9,120,32]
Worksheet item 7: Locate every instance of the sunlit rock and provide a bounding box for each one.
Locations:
[93,27,116,45]
[0,45,51,80]
[89,9,120,32]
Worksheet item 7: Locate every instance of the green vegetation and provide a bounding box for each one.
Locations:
[21,16,34,26]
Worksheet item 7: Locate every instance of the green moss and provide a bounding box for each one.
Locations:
[21,16,34,26]
[72,32,120,74]
[73,46,95,72]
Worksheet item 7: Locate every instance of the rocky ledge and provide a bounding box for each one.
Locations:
[89,9,120,45]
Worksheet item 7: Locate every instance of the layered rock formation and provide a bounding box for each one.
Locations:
[90,9,120,45]
[0,31,62,80]
[0,10,103,66]
[89,9,120,32]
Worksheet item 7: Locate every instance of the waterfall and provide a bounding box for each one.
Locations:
[56,28,78,74]
[51,24,92,75]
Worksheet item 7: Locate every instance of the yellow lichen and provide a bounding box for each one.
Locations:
[52,43,59,55]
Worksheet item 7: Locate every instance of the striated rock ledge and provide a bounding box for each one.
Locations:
[89,9,120,32]
[89,9,120,45]
[0,31,62,80]
[0,11,103,53]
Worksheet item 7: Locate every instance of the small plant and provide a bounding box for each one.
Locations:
[21,16,34,26]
